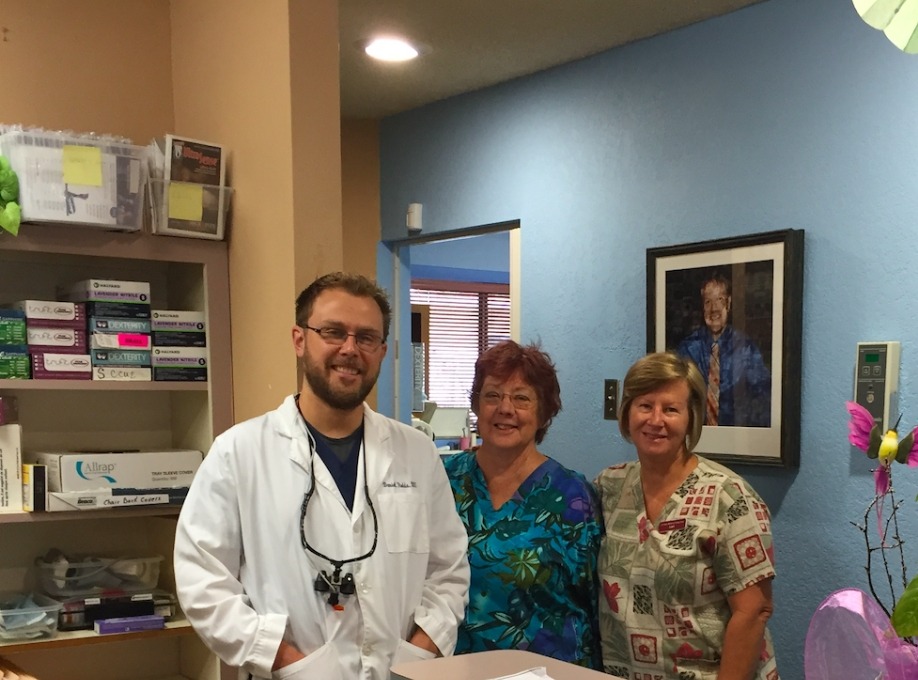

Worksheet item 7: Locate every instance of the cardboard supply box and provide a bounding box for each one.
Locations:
[58,280,152,320]
[59,279,150,304]
[0,351,29,379]
[26,327,88,354]
[47,487,188,511]
[0,424,23,512]
[28,449,203,492]
[31,352,92,380]
[0,311,26,345]
[92,366,152,382]
[7,300,87,328]
[152,346,208,381]
[89,317,152,334]
[22,463,47,512]
[151,311,207,347]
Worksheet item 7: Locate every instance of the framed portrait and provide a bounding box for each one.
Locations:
[646,229,804,468]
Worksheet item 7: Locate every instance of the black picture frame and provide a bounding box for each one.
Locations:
[646,229,804,468]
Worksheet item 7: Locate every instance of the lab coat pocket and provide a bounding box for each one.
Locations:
[391,638,438,665]
[272,641,344,680]
[377,493,430,553]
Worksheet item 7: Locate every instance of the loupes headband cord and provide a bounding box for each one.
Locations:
[296,395,378,608]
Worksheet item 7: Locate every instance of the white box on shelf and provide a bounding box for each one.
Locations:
[59,278,151,304]
[92,366,152,381]
[90,332,151,351]
[27,449,203,492]
[46,489,172,511]
[0,424,23,513]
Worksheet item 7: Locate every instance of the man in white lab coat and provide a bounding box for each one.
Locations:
[174,272,470,680]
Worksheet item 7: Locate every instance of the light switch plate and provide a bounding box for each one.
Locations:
[603,379,618,420]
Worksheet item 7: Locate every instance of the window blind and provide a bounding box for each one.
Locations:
[410,281,511,409]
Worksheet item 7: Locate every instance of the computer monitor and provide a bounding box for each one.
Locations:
[427,406,469,439]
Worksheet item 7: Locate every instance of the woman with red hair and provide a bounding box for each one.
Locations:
[443,340,602,668]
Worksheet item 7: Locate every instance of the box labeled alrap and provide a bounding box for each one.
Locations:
[27,449,203,492]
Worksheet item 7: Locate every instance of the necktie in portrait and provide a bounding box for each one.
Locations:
[706,342,720,426]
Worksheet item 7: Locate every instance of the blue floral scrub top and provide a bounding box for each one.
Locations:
[442,452,603,668]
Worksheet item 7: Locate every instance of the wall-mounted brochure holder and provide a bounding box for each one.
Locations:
[148,178,232,241]
[0,130,146,232]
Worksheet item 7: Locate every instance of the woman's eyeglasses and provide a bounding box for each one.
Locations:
[479,391,536,410]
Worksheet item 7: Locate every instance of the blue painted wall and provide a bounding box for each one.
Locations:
[379,0,918,677]
[410,231,510,284]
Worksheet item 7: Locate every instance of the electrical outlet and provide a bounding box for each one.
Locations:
[603,379,619,420]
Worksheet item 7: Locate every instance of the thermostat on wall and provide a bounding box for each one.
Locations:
[854,341,900,431]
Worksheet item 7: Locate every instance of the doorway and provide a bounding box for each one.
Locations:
[378,220,520,423]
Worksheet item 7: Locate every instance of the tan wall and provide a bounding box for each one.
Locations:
[341,119,381,407]
[3,0,174,140]
[171,0,343,421]
[341,119,381,278]
[170,0,297,420]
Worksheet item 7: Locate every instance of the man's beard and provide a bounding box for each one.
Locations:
[303,353,377,411]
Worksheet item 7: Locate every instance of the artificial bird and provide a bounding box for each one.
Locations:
[846,401,918,495]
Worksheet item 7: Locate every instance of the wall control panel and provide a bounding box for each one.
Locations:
[854,341,900,430]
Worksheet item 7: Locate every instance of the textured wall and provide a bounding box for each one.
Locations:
[379,0,918,677]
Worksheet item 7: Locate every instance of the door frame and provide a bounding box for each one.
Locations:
[377,220,521,422]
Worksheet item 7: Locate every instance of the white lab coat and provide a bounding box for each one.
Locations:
[174,396,470,680]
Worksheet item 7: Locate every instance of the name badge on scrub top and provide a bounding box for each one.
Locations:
[657,518,687,533]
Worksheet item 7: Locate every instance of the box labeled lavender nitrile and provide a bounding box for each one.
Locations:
[58,281,151,319]
[151,310,206,347]
[59,279,150,304]
[151,346,207,381]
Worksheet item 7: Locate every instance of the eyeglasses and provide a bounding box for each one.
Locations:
[479,391,536,410]
[302,325,384,352]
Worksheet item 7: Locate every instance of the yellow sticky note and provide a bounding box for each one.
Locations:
[168,182,204,221]
[62,145,103,186]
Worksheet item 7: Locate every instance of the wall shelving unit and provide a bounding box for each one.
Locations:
[0,222,232,680]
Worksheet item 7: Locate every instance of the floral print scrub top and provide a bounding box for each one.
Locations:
[594,456,779,680]
[443,452,603,668]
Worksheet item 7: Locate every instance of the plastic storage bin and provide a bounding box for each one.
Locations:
[0,592,62,641]
[36,555,163,597]
[148,178,233,241]
[0,130,146,232]
[58,588,176,631]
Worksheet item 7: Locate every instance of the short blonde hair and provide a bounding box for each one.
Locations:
[618,352,706,452]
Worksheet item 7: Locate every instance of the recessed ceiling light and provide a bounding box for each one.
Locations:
[363,37,420,62]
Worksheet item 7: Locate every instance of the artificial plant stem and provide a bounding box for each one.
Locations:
[857,496,893,619]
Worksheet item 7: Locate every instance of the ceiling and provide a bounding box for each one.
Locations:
[339,0,765,119]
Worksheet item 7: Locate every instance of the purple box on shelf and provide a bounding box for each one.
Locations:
[93,614,165,635]
[31,353,92,380]
[9,300,87,330]
[27,327,88,354]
